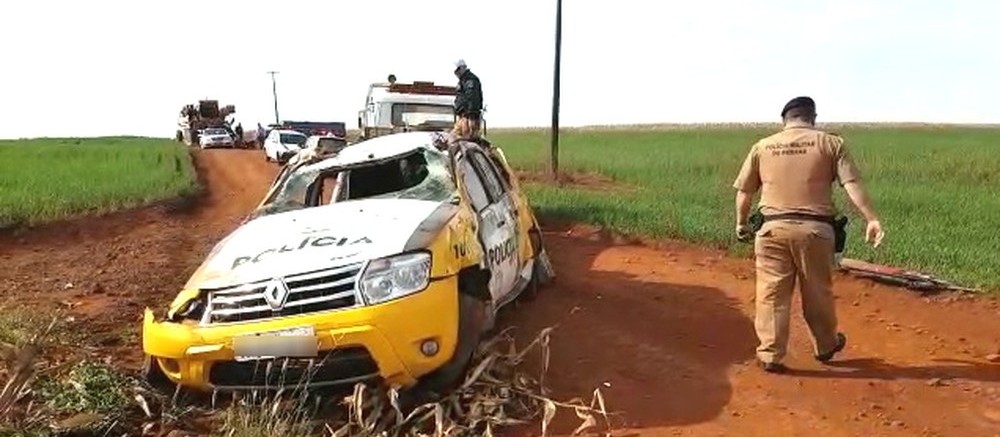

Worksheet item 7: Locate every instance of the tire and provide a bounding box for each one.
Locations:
[406,288,487,403]
[140,355,175,394]
[519,228,555,301]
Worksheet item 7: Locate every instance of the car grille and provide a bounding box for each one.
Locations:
[203,263,363,324]
[209,347,379,389]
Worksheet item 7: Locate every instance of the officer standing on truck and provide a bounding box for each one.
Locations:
[451,59,483,139]
[732,96,885,373]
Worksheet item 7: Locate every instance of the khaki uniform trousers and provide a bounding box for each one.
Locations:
[754,220,840,364]
[452,115,482,139]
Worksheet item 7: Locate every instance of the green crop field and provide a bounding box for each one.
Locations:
[491,125,1000,291]
[0,137,196,228]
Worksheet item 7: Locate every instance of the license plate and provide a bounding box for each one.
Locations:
[233,326,318,362]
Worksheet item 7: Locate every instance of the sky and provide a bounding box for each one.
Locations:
[1,0,998,139]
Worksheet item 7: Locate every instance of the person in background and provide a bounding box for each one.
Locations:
[256,123,267,149]
[234,123,244,147]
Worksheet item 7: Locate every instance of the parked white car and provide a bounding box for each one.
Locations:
[263,129,308,164]
[198,128,235,149]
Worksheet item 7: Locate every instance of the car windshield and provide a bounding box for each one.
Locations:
[391,104,454,128]
[252,147,456,217]
[205,128,227,135]
[280,133,307,145]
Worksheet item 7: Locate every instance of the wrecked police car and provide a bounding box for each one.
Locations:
[141,132,555,392]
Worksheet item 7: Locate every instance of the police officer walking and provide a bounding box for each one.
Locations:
[732,96,885,373]
[451,59,484,139]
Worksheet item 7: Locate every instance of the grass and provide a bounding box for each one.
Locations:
[490,124,1000,291]
[0,305,136,436]
[2,311,600,436]
[0,136,197,228]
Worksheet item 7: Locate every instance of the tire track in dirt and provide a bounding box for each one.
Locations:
[1,149,997,436]
[503,225,999,437]
[0,148,278,368]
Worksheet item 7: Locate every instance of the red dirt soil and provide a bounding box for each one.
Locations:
[1,150,998,436]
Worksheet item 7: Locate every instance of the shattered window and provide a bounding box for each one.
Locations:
[253,147,456,217]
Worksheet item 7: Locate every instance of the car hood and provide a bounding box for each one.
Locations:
[186,198,454,290]
[203,134,230,141]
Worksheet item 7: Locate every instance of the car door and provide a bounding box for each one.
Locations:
[265,131,280,159]
[458,149,521,305]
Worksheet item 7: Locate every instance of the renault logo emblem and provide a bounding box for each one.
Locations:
[262,278,290,310]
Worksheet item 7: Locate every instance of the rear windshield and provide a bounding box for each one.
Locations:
[280,133,307,145]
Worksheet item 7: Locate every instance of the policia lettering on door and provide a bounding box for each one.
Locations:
[487,236,516,267]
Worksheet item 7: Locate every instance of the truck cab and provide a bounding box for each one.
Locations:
[358,77,457,140]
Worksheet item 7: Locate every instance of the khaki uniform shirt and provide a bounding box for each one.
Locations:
[733,122,863,218]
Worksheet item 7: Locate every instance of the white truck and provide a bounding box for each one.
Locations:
[357,76,458,140]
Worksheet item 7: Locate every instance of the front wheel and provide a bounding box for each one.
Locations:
[140,355,175,394]
[405,291,487,404]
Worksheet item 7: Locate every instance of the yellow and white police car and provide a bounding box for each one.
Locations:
[141,132,554,392]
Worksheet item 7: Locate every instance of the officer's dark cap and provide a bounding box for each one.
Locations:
[781,96,816,118]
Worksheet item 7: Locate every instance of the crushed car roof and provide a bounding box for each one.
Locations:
[297,132,445,172]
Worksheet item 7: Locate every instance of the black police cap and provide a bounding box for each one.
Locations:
[781,96,816,117]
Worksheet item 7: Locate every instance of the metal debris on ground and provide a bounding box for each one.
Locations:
[838,258,979,293]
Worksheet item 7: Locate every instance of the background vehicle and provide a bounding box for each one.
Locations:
[282,121,347,138]
[176,100,236,147]
[358,76,457,140]
[198,127,235,149]
[263,129,308,163]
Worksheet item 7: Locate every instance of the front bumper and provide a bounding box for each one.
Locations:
[142,275,460,391]
[202,141,234,148]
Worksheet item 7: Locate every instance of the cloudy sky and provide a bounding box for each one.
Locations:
[1,0,997,139]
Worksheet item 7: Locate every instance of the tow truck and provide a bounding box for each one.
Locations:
[358,75,458,140]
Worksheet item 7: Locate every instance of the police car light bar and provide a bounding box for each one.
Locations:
[388,81,457,96]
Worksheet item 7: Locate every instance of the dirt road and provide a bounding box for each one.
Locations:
[1,149,997,436]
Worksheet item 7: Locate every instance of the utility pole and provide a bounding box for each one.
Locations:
[549,0,562,178]
[267,71,280,125]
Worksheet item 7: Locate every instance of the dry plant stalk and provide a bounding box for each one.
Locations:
[0,316,59,421]
[327,326,613,437]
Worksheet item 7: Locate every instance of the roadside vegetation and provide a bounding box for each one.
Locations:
[0,137,196,229]
[1,306,610,436]
[492,125,1000,290]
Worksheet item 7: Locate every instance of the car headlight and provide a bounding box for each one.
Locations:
[359,252,431,304]
[169,296,205,322]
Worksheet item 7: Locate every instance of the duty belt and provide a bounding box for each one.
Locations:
[761,213,836,226]
[758,212,849,254]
